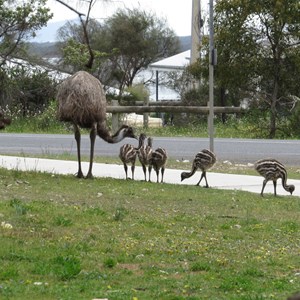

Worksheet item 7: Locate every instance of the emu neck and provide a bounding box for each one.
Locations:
[97,123,122,144]
[184,166,197,179]
[137,136,146,150]
[281,171,290,192]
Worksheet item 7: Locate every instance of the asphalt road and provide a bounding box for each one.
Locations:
[0,133,300,166]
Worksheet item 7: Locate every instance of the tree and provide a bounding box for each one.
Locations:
[0,0,53,109]
[56,19,105,72]
[190,0,300,137]
[55,0,103,70]
[99,8,180,96]
[215,0,300,137]
[57,7,180,96]
[0,0,53,67]
[7,66,57,116]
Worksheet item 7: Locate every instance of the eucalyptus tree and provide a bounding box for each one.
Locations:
[56,18,104,71]
[0,0,52,67]
[190,0,300,137]
[0,0,53,108]
[55,0,109,70]
[97,8,180,96]
[215,0,300,138]
[57,7,180,96]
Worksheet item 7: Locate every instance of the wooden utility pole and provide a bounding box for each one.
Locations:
[191,0,202,64]
[208,0,216,152]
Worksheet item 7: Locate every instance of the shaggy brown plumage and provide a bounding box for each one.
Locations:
[57,71,106,128]
[56,71,136,178]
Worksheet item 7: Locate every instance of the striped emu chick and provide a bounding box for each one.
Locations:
[119,133,147,180]
[181,149,216,188]
[149,147,167,183]
[254,158,295,196]
[138,137,153,181]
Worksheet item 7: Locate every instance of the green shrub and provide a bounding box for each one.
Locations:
[51,255,81,280]
[103,257,116,268]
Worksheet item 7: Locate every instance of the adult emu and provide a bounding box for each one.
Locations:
[56,71,136,178]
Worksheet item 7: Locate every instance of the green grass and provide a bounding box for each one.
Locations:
[3,112,297,139]
[0,168,299,300]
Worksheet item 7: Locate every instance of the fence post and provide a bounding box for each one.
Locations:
[111,100,119,133]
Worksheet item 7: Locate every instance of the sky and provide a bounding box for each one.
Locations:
[47,0,202,36]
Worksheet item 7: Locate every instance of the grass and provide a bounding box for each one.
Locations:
[0,168,299,300]
[3,112,298,139]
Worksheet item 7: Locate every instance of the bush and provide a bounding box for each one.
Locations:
[35,100,60,130]
[0,66,58,116]
[285,101,300,138]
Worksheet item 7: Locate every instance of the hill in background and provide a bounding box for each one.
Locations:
[27,42,61,58]
[29,20,191,57]
[179,36,191,52]
[31,20,66,43]
[29,37,191,59]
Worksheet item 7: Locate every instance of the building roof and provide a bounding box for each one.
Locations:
[149,50,191,72]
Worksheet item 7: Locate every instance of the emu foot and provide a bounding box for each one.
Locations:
[85,172,94,179]
[76,171,85,179]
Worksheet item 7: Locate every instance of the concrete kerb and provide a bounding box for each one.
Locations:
[0,155,299,197]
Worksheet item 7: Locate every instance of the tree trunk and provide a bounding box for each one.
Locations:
[269,105,276,139]
[269,80,279,139]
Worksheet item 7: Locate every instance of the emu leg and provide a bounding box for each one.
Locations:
[86,124,97,179]
[142,164,147,181]
[261,179,268,196]
[161,167,165,183]
[196,172,205,186]
[155,167,159,183]
[273,180,277,196]
[131,164,135,180]
[203,172,209,188]
[74,124,84,178]
[123,163,128,179]
[148,165,152,182]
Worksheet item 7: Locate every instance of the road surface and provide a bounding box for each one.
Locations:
[0,133,300,165]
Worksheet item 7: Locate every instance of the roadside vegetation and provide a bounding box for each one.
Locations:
[0,168,299,300]
[2,102,300,140]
